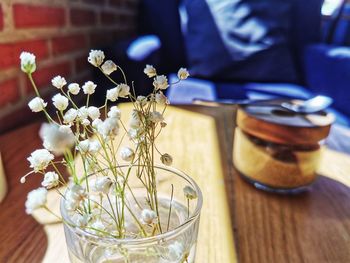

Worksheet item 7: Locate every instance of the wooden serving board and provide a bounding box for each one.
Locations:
[29,104,350,263]
[35,104,237,263]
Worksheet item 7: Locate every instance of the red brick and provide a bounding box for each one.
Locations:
[0,78,19,107]
[13,4,65,28]
[0,6,4,31]
[0,39,49,70]
[27,61,71,92]
[101,11,120,25]
[70,8,97,26]
[52,34,88,55]
[89,30,119,46]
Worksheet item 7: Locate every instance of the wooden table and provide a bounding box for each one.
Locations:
[1,104,350,263]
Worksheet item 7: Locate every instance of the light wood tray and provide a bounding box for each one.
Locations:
[33,104,350,263]
[34,104,237,263]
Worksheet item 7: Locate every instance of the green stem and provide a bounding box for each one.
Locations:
[43,206,62,221]
[166,184,174,231]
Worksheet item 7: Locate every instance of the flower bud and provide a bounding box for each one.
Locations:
[153,75,168,90]
[177,68,190,80]
[160,153,173,166]
[101,60,117,75]
[52,93,69,111]
[51,76,67,89]
[120,147,134,162]
[183,185,198,200]
[41,171,59,189]
[91,176,113,194]
[28,97,47,112]
[20,52,36,74]
[144,64,157,78]
[140,209,157,225]
[68,83,80,95]
[88,50,105,67]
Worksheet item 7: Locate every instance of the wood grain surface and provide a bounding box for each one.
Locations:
[0,104,350,263]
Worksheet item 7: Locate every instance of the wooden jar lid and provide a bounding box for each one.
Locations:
[236,104,335,145]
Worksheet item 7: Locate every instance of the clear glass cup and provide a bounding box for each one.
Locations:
[61,165,203,263]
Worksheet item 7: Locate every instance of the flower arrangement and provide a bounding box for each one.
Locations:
[19,49,199,247]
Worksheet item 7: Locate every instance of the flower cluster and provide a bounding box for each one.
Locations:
[20,49,197,252]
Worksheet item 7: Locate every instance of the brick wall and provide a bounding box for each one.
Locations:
[0,0,138,133]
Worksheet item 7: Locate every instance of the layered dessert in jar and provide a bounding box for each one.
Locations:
[233,104,334,192]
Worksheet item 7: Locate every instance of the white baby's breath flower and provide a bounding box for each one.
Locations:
[103,118,119,136]
[41,171,59,189]
[52,93,69,111]
[20,52,36,74]
[51,76,67,89]
[129,110,141,129]
[89,140,101,153]
[59,124,73,134]
[88,50,105,67]
[81,118,90,126]
[160,153,173,166]
[65,198,79,211]
[101,60,117,75]
[116,83,130,98]
[28,97,47,112]
[120,147,134,162]
[183,185,198,200]
[67,183,87,200]
[78,106,89,120]
[136,96,147,106]
[89,220,105,235]
[106,87,119,102]
[128,128,139,140]
[153,75,168,90]
[77,139,90,153]
[155,91,168,105]
[63,108,78,124]
[168,241,185,261]
[88,106,100,120]
[68,83,80,95]
[65,184,87,211]
[71,213,90,227]
[25,187,47,214]
[107,106,121,119]
[140,209,157,225]
[144,64,157,78]
[177,68,190,80]
[91,177,113,194]
[27,149,54,172]
[97,118,119,138]
[92,118,103,128]
[82,81,97,95]
[40,123,75,155]
[149,111,164,123]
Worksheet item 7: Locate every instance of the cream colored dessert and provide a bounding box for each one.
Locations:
[233,128,322,189]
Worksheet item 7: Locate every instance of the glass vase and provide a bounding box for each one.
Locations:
[60,165,202,263]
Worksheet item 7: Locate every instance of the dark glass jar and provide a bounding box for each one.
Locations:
[233,104,334,193]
